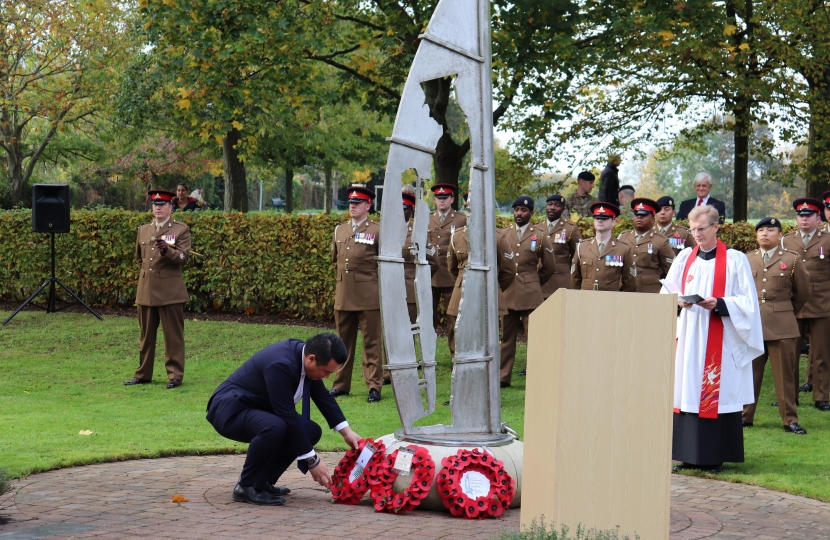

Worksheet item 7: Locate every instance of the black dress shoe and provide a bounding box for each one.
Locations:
[442,400,450,406]
[742,421,753,428]
[383,378,392,386]
[265,484,291,496]
[783,423,807,435]
[800,383,813,393]
[704,465,722,474]
[815,400,830,411]
[500,382,510,388]
[124,377,151,386]
[368,389,381,403]
[771,401,778,407]
[518,369,526,376]
[329,389,349,398]
[232,483,285,506]
[167,379,182,389]
[672,462,696,472]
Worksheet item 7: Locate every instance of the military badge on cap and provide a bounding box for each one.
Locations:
[431,183,456,199]
[590,201,620,219]
[793,198,821,215]
[630,198,659,216]
[347,186,376,204]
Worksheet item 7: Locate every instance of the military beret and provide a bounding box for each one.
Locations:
[512,196,534,210]
[755,217,782,231]
[631,197,659,216]
[656,196,675,208]
[590,201,620,219]
[793,197,821,215]
[577,171,595,182]
[546,194,566,204]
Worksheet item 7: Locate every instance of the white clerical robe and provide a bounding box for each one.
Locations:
[661,247,763,414]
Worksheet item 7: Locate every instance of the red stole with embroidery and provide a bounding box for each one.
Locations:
[680,240,727,419]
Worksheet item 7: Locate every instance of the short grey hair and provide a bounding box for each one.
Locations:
[693,171,713,185]
[402,184,416,195]
[688,205,719,225]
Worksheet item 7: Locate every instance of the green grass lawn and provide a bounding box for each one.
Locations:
[2,310,829,504]
[0,310,526,479]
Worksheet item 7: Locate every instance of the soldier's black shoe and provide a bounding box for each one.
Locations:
[382,378,392,386]
[500,382,510,388]
[124,378,151,386]
[800,383,813,393]
[329,389,349,398]
[518,369,526,376]
[783,423,807,435]
[167,379,182,389]
[703,464,722,474]
[264,484,291,496]
[742,421,753,428]
[368,389,381,403]
[232,483,285,506]
[815,401,830,411]
[771,401,778,407]
[442,400,450,406]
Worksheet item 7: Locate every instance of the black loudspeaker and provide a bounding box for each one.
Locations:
[32,184,71,233]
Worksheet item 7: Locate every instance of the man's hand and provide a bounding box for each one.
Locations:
[339,426,361,450]
[309,459,331,487]
[678,300,693,310]
[156,238,169,256]
[698,297,718,310]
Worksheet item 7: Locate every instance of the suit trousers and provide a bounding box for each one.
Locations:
[500,309,532,384]
[742,338,799,426]
[797,317,830,401]
[332,309,384,393]
[135,303,185,381]
[207,396,322,491]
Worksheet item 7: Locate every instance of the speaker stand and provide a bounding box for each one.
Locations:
[3,233,103,325]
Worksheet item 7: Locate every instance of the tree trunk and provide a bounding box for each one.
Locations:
[285,166,294,213]
[324,162,333,214]
[222,128,248,212]
[5,138,25,206]
[806,71,830,199]
[732,103,750,222]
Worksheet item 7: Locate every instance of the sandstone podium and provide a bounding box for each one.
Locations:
[521,289,676,539]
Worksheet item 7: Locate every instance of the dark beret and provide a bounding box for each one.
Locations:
[512,196,534,210]
[546,194,565,204]
[755,217,782,231]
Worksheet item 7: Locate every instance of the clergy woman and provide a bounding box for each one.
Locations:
[661,205,763,473]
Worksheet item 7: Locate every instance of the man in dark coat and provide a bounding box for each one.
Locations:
[676,171,726,223]
[598,154,621,206]
[207,333,362,505]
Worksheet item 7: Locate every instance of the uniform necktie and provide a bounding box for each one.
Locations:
[598,242,605,255]
[803,233,811,247]
[763,251,769,265]
[440,214,446,224]
[635,234,643,244]
[548,221,555,233]
[517,227,523,241]
[352,222,357,232]
[697,199,703,206]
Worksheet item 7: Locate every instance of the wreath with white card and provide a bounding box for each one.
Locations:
[436,448,515,519]
[330,438,386,504]
[367,444,435,513]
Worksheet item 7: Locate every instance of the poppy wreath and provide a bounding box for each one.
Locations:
[367,445,435,513]
[436,448,516,519]
[330,438,387,504]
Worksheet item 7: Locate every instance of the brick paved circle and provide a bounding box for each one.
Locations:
[1,455,829,539]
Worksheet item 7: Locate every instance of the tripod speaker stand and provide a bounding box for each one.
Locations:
[3,184,102,325]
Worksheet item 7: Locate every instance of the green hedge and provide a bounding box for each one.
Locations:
[0,210,781,319]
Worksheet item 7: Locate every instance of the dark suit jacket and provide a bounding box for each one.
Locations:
[598,164,620,207]
[676,197,726,223]
[207,339,346,458]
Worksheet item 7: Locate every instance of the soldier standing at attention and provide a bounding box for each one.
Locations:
[572,202,636,292]
[329,187,384,403]
[653,196,694,251]
[541,194,581,299]
[741,218,810,434]
[496,196,555,388]
[124,189,191,389]
[782,198,830,410]
[427,184,467,343]
[617,198,675,293]
[402,187,438,326]
[565,171,597,219]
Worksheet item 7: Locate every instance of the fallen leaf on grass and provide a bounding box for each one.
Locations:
[171,494,189,503]
[78,430,93,436]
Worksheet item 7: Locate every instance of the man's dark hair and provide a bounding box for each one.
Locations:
[577,171,595,182]
[305,333,348,365]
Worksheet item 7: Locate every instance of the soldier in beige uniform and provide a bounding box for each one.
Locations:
[124,189,191,389]
[496,196,556,387]
[742,217,810,433]
[784,198,830,411]
[617,198,675,293]
[572,202,637,292]
[654,196,694,251]
[402,190,438,325]
[329,187,384,403]
[541,194,581,299]
[427,183,467,343]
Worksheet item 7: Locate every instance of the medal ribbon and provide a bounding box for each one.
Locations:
[681,240,727,419]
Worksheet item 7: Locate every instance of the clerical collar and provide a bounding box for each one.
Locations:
[697,244,717,260]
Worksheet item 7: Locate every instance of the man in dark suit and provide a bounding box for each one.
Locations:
[206,333,362,505]
[598,154,621,206]
[676,171,726,223]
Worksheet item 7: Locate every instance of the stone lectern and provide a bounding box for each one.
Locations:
[522,289,676,539]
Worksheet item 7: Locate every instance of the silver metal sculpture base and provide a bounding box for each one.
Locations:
[377,433,524,511]
[393,429,516,447]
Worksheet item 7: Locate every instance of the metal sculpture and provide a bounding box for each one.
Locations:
[378,0,510,445]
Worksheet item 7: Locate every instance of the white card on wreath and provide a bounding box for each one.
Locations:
[348,442,377,483]
[391,447,415,475]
